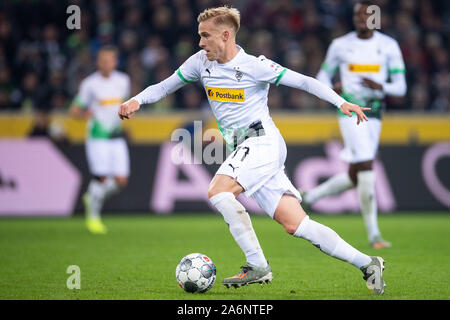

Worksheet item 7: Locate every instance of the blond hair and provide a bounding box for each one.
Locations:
[197,6,240,33]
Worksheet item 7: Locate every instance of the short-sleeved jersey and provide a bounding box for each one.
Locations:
[320,31,405,118]
[75,71,130,139]
[176,46,287,147]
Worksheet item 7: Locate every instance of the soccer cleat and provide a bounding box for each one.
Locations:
[83,193,107,234]
[360,256,386,294]
[370,235,392,249]
[86,218,108,234]
[222,262,273,288]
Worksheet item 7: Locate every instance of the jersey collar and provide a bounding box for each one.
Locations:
[217,45,244,67]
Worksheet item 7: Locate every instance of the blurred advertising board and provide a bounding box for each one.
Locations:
[2,139,446,216]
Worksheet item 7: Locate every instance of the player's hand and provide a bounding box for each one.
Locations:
[339,102,370,125]
[361,78,383,90]
[84,109,93,120]
[119,99,140,120]
[69,105,92,120]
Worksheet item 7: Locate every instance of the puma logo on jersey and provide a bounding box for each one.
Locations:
[348,64,381,73]
[205,86,245,102]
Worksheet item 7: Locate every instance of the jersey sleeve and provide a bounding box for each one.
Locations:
[73,79,93,109]
[383,40,407,96]
[279,69,346,108]
[133,72,186,105]
[387,40,406,76]
[316,40,341,87]
[253,56,288,86]
[176,51,202,84]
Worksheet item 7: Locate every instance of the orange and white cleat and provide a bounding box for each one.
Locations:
[360,256,386,294]
[370,235,392,249]
[222,262,273,288]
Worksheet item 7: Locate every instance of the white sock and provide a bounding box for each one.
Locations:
[210,192,268,268]
[357,170,380,241]
[87,179,107,220]
[304,173,354,204]
[104,177,120,198]
[294,215,372,269]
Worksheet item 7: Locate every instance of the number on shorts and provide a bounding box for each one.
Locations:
[231,146,250,162]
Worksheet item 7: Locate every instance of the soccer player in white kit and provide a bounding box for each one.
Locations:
[119,7,386,294]
[301,1,407,249]
[70,46,131,234]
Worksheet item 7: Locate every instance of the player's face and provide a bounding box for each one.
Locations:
[353,4,370,33]
[198,19,226,61]
[97,51,118,76]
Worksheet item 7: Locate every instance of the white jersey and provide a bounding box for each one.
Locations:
[317,31,406,118]
[176,46,287,146]
[75,71,130,139]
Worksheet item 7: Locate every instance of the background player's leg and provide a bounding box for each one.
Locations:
[357,170,380,241]
[274,194,372,269]
[84,176,127,235]
[350,161,389,248]
[108,138,130,196]
[83,139,116,234]
[104,176,119,196]
[209,175,268,268]
[85,176,107,221]
[302,172,354,205]
[104,176,127,198]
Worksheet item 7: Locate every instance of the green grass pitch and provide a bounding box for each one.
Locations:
[0,213,449,300]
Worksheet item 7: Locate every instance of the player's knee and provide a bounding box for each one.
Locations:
[208,178,243,199]
[284,223,299,235]
[275,213,306,235]
[349,162,372,185]
[115,177,128,188]
[93,175,106,183]
[208,186,220,199]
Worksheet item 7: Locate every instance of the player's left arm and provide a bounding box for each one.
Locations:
[278,69,370,124]
[362,41,407,97]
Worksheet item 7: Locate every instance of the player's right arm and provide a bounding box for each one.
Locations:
[119,73,186,119]
[119,51,202,120]
[70,79,92,120]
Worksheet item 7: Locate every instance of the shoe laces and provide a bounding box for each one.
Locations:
[239,265,253,274]
[361,267,375,281]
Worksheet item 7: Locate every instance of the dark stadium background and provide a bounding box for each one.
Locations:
[0,0,449,216]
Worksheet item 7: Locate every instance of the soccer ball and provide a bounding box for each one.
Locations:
[176,253,216,293]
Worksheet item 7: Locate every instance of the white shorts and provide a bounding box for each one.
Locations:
[85,137,130,177]
[338,116,381,163]
[216,131,301,218]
